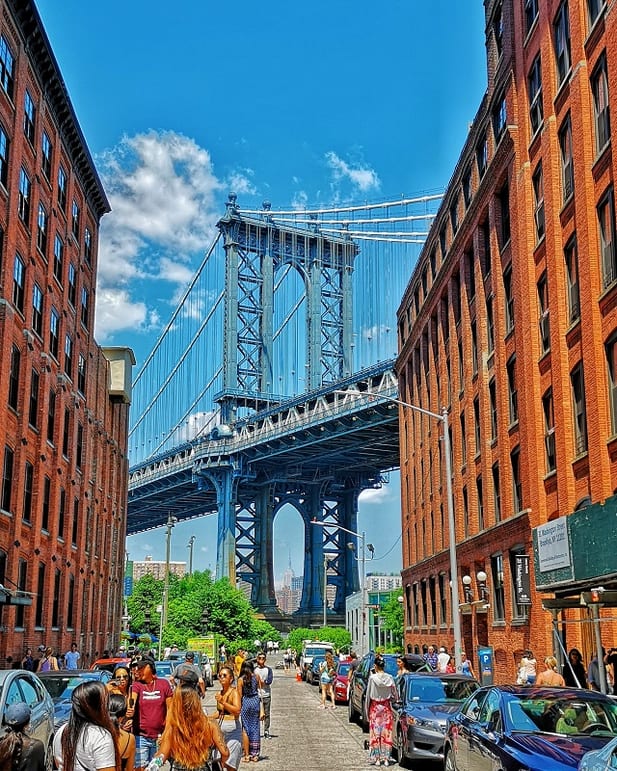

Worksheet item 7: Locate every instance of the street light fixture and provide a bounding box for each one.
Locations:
[335,388,463,669]
[161,512,178,657]
[311,519,373,655]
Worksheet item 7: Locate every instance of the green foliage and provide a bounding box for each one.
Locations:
[285,628,314,654]
[380,590,404,642]
[313,626,352,652]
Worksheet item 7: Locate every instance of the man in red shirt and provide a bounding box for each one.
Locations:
[127,655,173,771]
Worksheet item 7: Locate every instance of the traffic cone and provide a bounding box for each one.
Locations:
[295,669,302,682]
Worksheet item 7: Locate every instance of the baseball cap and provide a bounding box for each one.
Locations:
[176,665,199,687]
[185,651,195,660]
[37,645,46,652]
[4,702,31,727]
[133,655,156,672]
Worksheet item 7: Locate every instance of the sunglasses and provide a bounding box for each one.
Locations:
[116,675,129,680]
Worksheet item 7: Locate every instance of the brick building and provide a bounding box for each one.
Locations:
[0,0,133,664]
[396,0,617,683]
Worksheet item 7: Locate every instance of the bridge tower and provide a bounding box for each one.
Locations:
[202,194,369,621]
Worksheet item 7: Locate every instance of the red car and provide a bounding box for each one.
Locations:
[334,660,352,704]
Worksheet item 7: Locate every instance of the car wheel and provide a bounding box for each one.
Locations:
[397,727,412,769]
[444,747,457,771]
[361,702,369,733]
[348,697,357,723]
[45,740,54,771]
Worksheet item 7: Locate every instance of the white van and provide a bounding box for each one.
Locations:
[300,641,334,680]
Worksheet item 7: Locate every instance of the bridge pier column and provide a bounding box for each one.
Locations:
[298,486,324,615]
[253,486,276,610]
[198,466,238,583]
[339,487,361,612]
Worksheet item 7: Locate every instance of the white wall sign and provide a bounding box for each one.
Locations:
[536,516,571,572]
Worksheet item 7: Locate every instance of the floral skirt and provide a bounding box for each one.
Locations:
[368,699,393,763]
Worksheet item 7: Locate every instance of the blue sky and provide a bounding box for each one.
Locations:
[35,0,488,582]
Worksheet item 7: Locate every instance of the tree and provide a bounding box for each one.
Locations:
[380,590,404,648]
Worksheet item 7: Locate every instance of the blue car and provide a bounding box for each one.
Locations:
[444,686,617,771]
[38,669,111,730]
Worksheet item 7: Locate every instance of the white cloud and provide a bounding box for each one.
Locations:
[325,151,381,194]
[358,486,389,504]
[227,168,256,196]
[291,189,308,210]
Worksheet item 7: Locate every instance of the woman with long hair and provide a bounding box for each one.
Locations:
[108,694,135,771]
[53,680,121,771]
[563,648,588,688]
[0,703,45,771]
[211,665,243,771]
[364,655,397,767]
[108,666,133,731]
[238,660,263,762]
[319,652,336,710]
[149,676,229,771]
[535,655,565,687]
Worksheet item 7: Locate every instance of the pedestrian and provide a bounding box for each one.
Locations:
[171,651,205,697]
[587,649,605,691]
[563,648,588,689]
[64,643,81,670]
[254,652,273,738]
[108,666,133,730]
[219,643,227,664]
[37,646,59,672]
[238,660,263,762]
[0,702,46,771]
[604,647,617,694]
[459,652,476,678]
[233,649,245,679]
[364,654,397,766]
[108,694,136,771]
[212,665,243,771]
[53,680,120,771]
[395,656,405,681]
[318,652,336,710]
[516,650,537,685]
[535,656,565,686]
[423,645,438,671]
[437,646,450,673]
[126,655,173,771]
[145,673,229,771]
[446,656,456,674]
[20,648,35,672]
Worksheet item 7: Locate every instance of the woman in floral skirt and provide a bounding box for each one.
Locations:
[364,655,397,766]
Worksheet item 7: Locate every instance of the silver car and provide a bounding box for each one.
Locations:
[0,668,55,769]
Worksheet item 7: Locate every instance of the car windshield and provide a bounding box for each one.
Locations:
[383,658,399,678]
[306,647,332,657]
[507,695,617,736]
[313,656,326,669]
[337,664,351,676]
[39,675,87,700]
[406,677,477,703]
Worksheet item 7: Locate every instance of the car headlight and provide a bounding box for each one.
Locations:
[409,716,442,731]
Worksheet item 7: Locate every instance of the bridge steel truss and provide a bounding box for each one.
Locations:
[128,363,401,623]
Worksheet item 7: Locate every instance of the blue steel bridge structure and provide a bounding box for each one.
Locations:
[127,192,440,624]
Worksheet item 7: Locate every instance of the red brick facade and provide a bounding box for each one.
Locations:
[396,0,617,683]
[0,1,131,665]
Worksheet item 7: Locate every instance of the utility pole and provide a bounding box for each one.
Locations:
[187,535,196,576]
[162,513,178,631]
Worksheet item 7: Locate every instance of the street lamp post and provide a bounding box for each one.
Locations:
[323,554,329,628]
[187,535,196,576]
[336,389,463,669]
[162,512,178,643]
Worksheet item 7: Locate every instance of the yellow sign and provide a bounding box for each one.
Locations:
[187,636,217,658]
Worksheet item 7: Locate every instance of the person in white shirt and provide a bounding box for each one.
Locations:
[437,647,450,673]
[254,653,274,738]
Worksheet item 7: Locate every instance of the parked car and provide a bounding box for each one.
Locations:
[333,660,352,704]
[38,669,112,730]
[154,661,174,679]
[580,733,617,771]
[300,641,334,680]
[444,685,617,771]
[0,668,55,768]
[90,656,130,673]
[348,652,401,731]
[305,655,326,686]
[392,672,479,767]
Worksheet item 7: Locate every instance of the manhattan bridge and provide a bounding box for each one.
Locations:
[127,191,441,625]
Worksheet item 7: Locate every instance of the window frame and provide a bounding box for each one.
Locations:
[528,54,543,136]
[554,1,572,87]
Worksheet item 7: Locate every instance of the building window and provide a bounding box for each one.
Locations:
[18,167,31,224]
[12,253,25,313]
[473,397,481,455]
[23,461,34,522]
[471,320,478,376]
[71,498,79,546]
[481,219,491,277]
[463,167,472,208]
[429,248,437,280]
[58,487,66,539]
[62,409,70,457]
[23,90,35,144]
[498,181,511,248]
[32,283,43,337]
[64,334,73,379]
[1,446,14,513]
[41,131,52,181]
[53,234,64,283]
[15,559,27,628]
[458,339,464,390]
[37,203,48,256]
[543,388,556,473]
[47,390,56,444]
[493,91,507,143]
[438,573,447,625]
[528,55,543,136]
[492,462,501,522]
[460,413,467,467]
[8,345,20,411]
[507,355,518,424]
[463,486,469,538]
[0,35,15,99]
[41,476,51,531]
[511,445,522,513]
[66,574,75,629]
[487,297,495,353]
[77,354,86,395]
[559,114,574,202]
[571,362,588,455]
[29,368,39,428]
[591,54,610,155]
[80,287,89,329]
[564,235,580,324]
[76,423,83,470]
[477,476,484,531]
[554,1,571,86]
[67,263,77,307]
[493,3,503,57]
[587,0,605,28]
[84,227,92,265]
[598,186,617,287]
[504,264,514,332]
[489,379,498,441]
[35,563,45,627]
[466,250,475,300]
[538,271,550,354]
[52,569,61,627]
[525,0,539,34]
[450,197,459,235]
[49,307,60,360]
[57,166,67,212]
[606,335,617,436]
[71,200,80,239]
[476,134,488,179]
[532,163,545,242]
[491,554,506,620]
[0,124,8,187]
